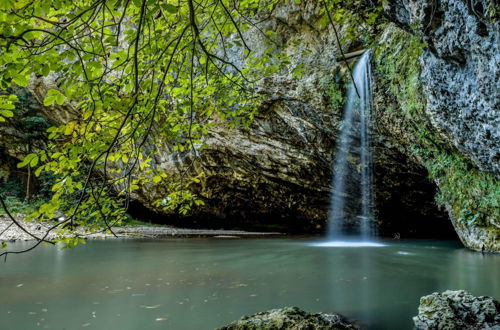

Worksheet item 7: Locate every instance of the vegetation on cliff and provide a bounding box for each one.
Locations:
[374,26,499,232]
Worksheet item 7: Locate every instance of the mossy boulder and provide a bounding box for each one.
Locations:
[218,306,359,330]
[413,290,500,330]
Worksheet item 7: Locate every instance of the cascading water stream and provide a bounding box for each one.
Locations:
[326,51,376,243]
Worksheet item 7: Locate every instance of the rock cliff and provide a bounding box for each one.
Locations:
[374,0,499,251]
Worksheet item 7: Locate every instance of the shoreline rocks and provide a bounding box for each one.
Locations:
[0,216,282,242]
[413,290,500,329]
[218,307,359,330]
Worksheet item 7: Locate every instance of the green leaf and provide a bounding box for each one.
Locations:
[0,110,14,117]
[0,103,15,110]
[17,154,36,168]
[0,0,14,10]
[44,96,56,106]
[56,94,65,105]
[162,4,178,13]
[35,166,44,177]
[12,73,29,87]
[30,155,39,167]
[47,89,60,96]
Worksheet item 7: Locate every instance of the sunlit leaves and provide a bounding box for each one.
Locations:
[11,72,29,87]
[0,0,13,11]
[17,153,39,168]
[0,0,286,236]
[43,89,66,106]
[0,94,17,122]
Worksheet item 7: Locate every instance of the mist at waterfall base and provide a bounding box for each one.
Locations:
[316,51,383,248]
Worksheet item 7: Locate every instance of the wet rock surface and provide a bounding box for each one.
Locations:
[377,0,500,251]
[218,306,359,330]
[413,290,500,330]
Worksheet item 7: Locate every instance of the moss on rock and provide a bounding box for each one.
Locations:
[373,25,499,251]
[218,307,359,330]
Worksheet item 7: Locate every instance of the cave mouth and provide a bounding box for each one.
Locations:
[126,200,321,233]
[373,152,459,240]
[127,168,458,240]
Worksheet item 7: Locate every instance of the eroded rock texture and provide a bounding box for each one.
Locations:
[218,306,359,330]
[413,290,500,330]
[384,0,499,174]
[378,0,499,251]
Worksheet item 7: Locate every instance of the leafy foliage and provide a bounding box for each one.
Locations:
[0,0,297,247]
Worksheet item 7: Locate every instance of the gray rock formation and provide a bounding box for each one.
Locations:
[218,306,359,330]
[383,0,499,174]
[413,290,500,330]
[377,0,500,251]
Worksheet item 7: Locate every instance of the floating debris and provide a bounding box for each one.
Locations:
[235,283,248,288]
[140,305,161,309]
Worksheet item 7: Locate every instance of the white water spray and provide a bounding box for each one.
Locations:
[326,51,375,243]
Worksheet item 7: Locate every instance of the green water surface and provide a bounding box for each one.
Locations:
[1,238,499,330]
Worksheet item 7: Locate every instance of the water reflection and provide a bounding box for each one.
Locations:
[445,248,500,295]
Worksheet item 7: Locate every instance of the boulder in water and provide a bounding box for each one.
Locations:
[413,290,500,329]
[218,306,359,330]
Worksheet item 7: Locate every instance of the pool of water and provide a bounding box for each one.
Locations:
[1,238,499,329]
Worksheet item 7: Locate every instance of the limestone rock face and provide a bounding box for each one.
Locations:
[218,307,359,330]
[377,0,499,251]
[413,290,500,330]
[446,204,500,252]
[383,0,499,174]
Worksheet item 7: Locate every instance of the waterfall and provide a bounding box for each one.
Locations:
[326,51,375,242]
